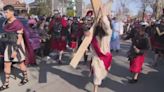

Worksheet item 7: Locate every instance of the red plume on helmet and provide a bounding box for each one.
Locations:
[86,10,93,17]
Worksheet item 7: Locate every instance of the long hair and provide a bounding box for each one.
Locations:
[94,18,108,39]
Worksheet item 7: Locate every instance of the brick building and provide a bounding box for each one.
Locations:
[1,0,26,15]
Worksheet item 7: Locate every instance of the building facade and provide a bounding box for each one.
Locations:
[1,0,26,15]
[30,0,67,15]
[30,0,84,16]
[75,0,83,17]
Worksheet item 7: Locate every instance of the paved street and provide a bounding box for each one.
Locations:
[0,40,164,92]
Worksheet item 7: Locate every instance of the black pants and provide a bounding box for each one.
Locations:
[0,57,4,71]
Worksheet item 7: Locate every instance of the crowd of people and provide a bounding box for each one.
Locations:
[0,4,163,92]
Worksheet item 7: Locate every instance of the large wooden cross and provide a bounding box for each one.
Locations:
[70,0,112,68]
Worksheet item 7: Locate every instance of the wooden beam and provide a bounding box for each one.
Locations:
[91,0,102,16]
[69,0,103,68]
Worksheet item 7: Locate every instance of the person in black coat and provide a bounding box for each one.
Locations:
[124,24,149,83]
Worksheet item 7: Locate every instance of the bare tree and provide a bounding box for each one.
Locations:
[114,0,131,20]
[150,0,164,19]
[139,0,163,19]
[140,0,154,19]
[139,0,164,19]
[30,0,51,15]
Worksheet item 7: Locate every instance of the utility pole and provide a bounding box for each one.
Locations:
[52,0,54,14]
[62,0,64,15]
[155,0,159,19]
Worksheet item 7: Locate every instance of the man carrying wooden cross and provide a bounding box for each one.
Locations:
[89,7,112,92]
[70,0,113,92]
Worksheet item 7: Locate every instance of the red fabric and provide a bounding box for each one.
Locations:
[91,37,112,71]
[150,36,161,48]
[48,19,55,32]
[57,39,67,51]
[50,38,59,49]
[61,18,68,28]
[49,18,67,51]
[49,18,62,32]
[86,10,93,17]
[71,34,76,38]
[50,38,66,51]
[4,19,36,65]
[130,55,145,73]
[77,23,84,37]
[69,41,77,49]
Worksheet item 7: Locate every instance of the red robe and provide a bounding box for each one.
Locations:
[130,55,145,73]
[4,19,36,64]
[49,18,67,51]
[91,37,112,71]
